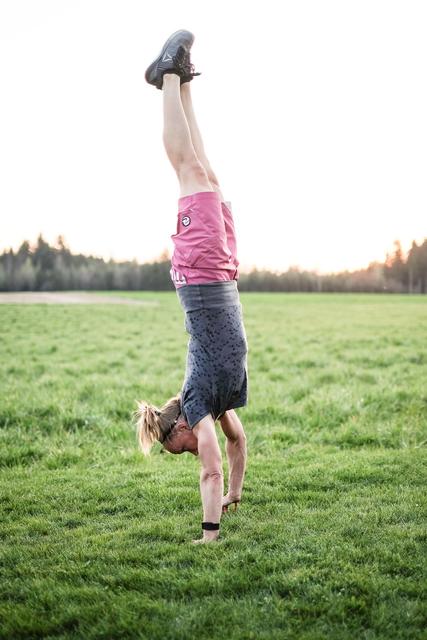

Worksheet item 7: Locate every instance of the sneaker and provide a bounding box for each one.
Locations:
[145,29,201,90]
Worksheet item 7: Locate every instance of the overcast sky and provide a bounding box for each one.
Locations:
[0,0,426,273]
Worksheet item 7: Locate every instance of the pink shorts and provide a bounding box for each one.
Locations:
[170,190,239,288]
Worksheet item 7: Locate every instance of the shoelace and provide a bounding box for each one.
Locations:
[184,62,201,78]
[175,48,201,78]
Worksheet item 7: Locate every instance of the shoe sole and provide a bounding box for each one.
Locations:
[145,29,194,86]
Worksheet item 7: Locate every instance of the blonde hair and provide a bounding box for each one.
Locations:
[133,393,181,455]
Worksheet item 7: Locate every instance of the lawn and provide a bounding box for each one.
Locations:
[0,293,426,639]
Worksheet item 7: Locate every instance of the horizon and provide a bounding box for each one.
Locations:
[1,1,426,274]
[1,231,423,277]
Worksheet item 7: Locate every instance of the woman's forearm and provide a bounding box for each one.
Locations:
[225,436,247,499]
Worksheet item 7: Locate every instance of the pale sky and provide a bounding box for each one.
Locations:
[0,0,426,274]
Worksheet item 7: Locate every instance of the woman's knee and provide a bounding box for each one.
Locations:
[177,159,212,195]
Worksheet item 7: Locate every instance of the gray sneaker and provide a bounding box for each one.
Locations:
[145,29,201,90]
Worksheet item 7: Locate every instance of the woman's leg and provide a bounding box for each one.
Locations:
[162,74,213,197]
[192,414,223,542]
[180,82,225,201]
[219,409,247,505]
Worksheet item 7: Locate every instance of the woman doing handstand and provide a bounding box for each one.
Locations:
[134,30,248,544]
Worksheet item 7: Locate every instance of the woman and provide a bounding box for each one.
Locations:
[134,30,248,544]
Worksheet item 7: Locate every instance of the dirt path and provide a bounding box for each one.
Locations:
[0,292,158,305]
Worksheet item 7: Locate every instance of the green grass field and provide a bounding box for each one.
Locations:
[0,293,426,639]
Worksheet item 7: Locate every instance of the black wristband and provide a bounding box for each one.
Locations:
[202,521,220,531]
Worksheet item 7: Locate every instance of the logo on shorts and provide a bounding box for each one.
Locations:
[181,215,191,227]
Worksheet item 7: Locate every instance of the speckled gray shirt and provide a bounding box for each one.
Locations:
[177,281,249,428]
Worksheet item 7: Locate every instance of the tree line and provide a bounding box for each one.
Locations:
[0,235,426,293]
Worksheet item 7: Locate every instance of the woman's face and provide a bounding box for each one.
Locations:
[163,419,198,455]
